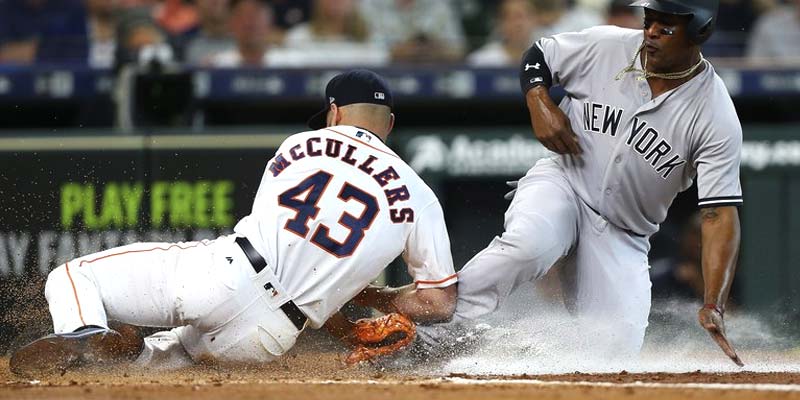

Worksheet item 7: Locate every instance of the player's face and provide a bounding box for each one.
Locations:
[642,9,695,72]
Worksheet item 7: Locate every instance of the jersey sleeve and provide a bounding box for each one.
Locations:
[536,26,627,91]
[693,117,743,208]
[402,201,457,289]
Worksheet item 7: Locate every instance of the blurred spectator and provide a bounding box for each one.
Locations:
[113,9,171,71]
[267,0,311,35]
[85,0,119,68]
[747,0,800,63]
[467,0,537,67]
[35,0,118,67]
[455,0,497,54]
[112,8,179,129]
[151,0,200,59]
[210,0,274,67]
[532,0,602,39]
[273,0,387,67]
[0,0,118,67]
[605,0,641,30]
[360,0,466,63]
[153,0,199,37]
[184,0,236,65]
[0,0,79,64]
[650,213,704,301]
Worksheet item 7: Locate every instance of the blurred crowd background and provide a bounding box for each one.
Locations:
[1,0,797,70]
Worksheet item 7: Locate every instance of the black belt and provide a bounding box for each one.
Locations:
[583,203,647,238]
[234,236,308,331]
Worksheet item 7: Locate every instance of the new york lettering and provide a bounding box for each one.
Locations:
[626,117,686,179]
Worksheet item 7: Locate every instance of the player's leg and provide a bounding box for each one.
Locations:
[43,240,226,332]
[174,305,295,365]
[570,203,652,359]
[415,160,581,355]
[10,239,226,375]
[103,235,300,366]
[452,159,580,322]
[131,304,294,368]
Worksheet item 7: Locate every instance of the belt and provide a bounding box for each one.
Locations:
[583,203,646,238]
[234,236,308,331]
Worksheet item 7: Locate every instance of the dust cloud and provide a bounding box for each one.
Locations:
[405,283,800,376]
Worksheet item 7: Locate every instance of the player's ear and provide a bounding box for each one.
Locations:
[387,113,395,135]
[326,103,339,127]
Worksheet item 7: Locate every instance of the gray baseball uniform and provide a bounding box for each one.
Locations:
[421,25,742,357]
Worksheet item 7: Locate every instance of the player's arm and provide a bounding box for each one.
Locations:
[520,42,581,155]
[324,283,457,340]
[353,283,457,323]
[355,200,459,323]
[692,112,744,366]
[323,311,358,345]
[697,205,743,366]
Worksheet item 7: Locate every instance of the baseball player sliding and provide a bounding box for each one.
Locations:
[414,0,744,366]
[11,70,457,376]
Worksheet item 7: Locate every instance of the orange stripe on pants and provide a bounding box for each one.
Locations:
[64,262,87,327]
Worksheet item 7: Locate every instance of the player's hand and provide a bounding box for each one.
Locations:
[698,305,744,367]
[345,313,416,364]
[526,86,582,155]
[504,181,518,200]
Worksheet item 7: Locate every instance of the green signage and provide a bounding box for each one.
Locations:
[60,181,234,230]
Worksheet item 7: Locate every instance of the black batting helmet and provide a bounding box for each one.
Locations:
[629,0,719,44]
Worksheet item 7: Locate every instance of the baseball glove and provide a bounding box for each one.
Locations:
[345,313,416,364]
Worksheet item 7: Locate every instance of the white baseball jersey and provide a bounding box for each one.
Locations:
[535,25,743,235]
[235,125,457,328]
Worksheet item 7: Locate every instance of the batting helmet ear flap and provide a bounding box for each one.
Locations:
[693,18,714,45]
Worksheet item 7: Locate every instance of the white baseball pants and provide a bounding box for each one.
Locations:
[43,234,302,366]
[451,158,652,357]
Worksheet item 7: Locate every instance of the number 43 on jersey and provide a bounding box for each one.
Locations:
[278,171,412,258]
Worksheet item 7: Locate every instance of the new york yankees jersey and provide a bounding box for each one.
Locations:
[528,25,743,235]
[234,125,457,329]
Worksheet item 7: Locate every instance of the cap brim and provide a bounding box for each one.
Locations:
[629,0,693,15]
[307,107,328,130]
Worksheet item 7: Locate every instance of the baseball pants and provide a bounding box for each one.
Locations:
[435,158,652,357]
[43,234,302,367]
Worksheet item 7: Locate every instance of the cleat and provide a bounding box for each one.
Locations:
[10,326,142,378]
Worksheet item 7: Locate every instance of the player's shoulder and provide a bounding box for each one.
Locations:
[703,64,741,130]
[687,64,742,145]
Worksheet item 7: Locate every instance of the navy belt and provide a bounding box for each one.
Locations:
[234,236,308,331]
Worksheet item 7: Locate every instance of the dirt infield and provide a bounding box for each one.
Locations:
[3,300,800,399]
[3,352,800,400]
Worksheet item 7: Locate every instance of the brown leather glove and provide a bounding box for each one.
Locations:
[345,313,416,365]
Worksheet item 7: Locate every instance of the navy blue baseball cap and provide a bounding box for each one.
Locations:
[307,69,394,130]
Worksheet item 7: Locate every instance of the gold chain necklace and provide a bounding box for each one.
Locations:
[615,43,706,81]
